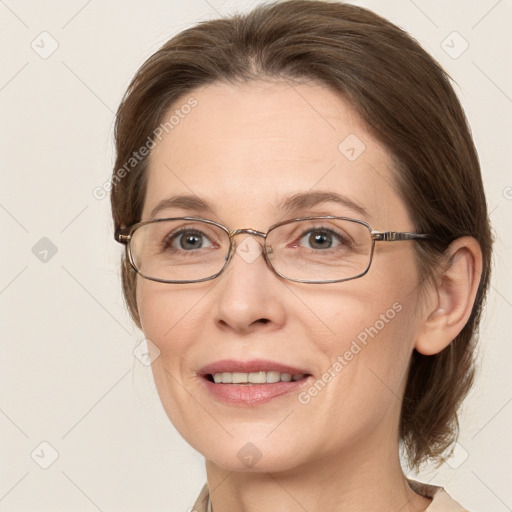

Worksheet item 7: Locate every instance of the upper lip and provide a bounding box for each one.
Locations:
[199,359,311,376]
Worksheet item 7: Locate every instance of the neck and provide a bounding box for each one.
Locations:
[204,437,431,512]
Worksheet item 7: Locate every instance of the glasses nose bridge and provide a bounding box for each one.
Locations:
[227,227,272,265]
[228,227,267,243]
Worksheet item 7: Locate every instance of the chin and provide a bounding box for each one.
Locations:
[204,447,305,474]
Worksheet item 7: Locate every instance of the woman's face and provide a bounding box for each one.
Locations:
[137,80,426,472]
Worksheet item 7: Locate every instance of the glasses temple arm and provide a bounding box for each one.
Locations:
[115,227,131,244]
[372,232,432,241]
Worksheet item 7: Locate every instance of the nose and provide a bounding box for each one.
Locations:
[211,231,287,335]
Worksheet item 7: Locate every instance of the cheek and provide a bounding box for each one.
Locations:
[136,278,208,351]
[315,294,413,391]
[293,299,416,454]
[136,279,211,437]
[298,265,421,414]
[298,270,417,359]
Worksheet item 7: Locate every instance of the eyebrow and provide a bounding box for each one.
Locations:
[148,191,370,221]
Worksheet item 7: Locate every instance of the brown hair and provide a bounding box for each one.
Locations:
[110,0,492,469]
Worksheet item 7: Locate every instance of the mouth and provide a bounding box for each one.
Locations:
[205,371,309,384]
[199,359,313,405]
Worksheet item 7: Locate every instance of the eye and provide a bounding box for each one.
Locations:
[298,228,345,250]
[166,229,213,251]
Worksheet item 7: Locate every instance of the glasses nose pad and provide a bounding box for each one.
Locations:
[262,244,277,268]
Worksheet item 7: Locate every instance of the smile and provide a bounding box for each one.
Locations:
[199,359,313,405]
[209,371,307,384]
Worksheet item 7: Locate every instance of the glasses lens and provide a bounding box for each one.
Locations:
[130,219,230,282]
[267,218,372,282]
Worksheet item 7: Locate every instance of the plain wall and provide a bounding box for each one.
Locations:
[1,0,511,510]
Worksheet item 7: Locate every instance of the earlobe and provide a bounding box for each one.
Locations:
[414,237,483,356]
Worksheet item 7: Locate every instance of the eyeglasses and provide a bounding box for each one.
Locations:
[115,216,432,284]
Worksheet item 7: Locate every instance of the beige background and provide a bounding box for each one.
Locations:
[1,0,511,510]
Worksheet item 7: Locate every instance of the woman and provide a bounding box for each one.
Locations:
[111,1,492,510]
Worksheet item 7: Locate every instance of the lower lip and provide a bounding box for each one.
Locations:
[201,377,311,406]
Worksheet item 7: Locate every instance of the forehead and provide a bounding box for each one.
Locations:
[143,80,410,229]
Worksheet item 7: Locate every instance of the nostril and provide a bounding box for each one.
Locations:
[257,318,270,324]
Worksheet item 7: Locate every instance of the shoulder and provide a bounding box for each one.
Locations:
[192,481,470,512]
[408,479,470,511]
[191,483,210,512]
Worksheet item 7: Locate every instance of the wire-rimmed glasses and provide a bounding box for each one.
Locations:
[115,216,431,284]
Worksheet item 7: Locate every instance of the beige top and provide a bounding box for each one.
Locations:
[192,480,469,512]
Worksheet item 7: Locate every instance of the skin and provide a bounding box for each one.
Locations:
[135,80,482,511]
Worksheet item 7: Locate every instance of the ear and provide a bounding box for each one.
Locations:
[414,236,483,356]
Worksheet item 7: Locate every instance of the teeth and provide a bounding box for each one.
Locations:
[232,372,248,384]
[267,371,281,383]
[211,371,306,384]
[249,371,267,384]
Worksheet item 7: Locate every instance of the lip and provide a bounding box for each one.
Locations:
[200,359,311,376]
[199,359,313,406]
